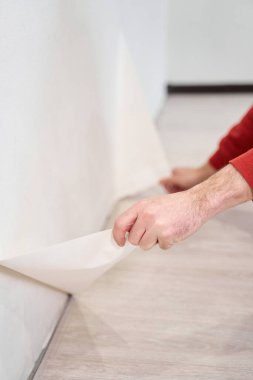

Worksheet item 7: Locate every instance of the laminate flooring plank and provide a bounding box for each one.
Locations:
[35,95,253,379]
[35,204,253,380]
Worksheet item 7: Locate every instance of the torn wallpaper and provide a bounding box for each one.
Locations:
[0,1,169,378]
[1,230,134,294]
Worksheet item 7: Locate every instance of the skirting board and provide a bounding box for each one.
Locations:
[28,295,71,380]
[167,84,253,94]
[0,267,68,380]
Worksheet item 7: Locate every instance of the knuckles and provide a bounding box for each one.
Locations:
[141,208,156,222]
[159,230,171,240]
[136,199,148,209]
[158,230,173,250]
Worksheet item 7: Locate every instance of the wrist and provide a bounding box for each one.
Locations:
[188,164,252,221]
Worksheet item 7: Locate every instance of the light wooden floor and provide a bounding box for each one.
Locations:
[35,95,253,380]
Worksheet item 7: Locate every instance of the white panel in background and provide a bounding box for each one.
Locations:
[114,37,169,199]
[167,0,253,83]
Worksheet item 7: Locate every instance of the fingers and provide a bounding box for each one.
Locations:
[172,168,182,175]
[139,229,173,251]
[139,228,158,250]
[159,178,173,192]
[138,228,174,251]
[159,178,182,193]
[158,236,173,250]
[112,206,138,246]
[128,218,146,245]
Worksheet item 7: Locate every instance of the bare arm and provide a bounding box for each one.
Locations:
[113,164,253,250]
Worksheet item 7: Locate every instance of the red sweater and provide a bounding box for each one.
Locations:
[209,106,253,189]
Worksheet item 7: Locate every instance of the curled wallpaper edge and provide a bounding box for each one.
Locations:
[114,35,170,200]
[0,229,135,294]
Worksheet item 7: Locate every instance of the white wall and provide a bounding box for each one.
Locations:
[0,268,67,380]
[167,0,253,84]
[1,2,111,377]
[82,0,168,117]
[0,0,168,259]
[0,1,168,378]
[0,0,115,259]
[108,0,168,116]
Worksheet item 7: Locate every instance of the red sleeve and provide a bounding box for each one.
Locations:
[230,149,253,189]
[209,106,253,170]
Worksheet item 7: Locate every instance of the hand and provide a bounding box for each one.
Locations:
[112,191,207,250]
[113,165,252,251]
[160,162,216,193]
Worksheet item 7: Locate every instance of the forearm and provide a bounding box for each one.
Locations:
[189,164,253,222]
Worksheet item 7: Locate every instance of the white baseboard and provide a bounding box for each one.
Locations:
[0,267,68,380]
